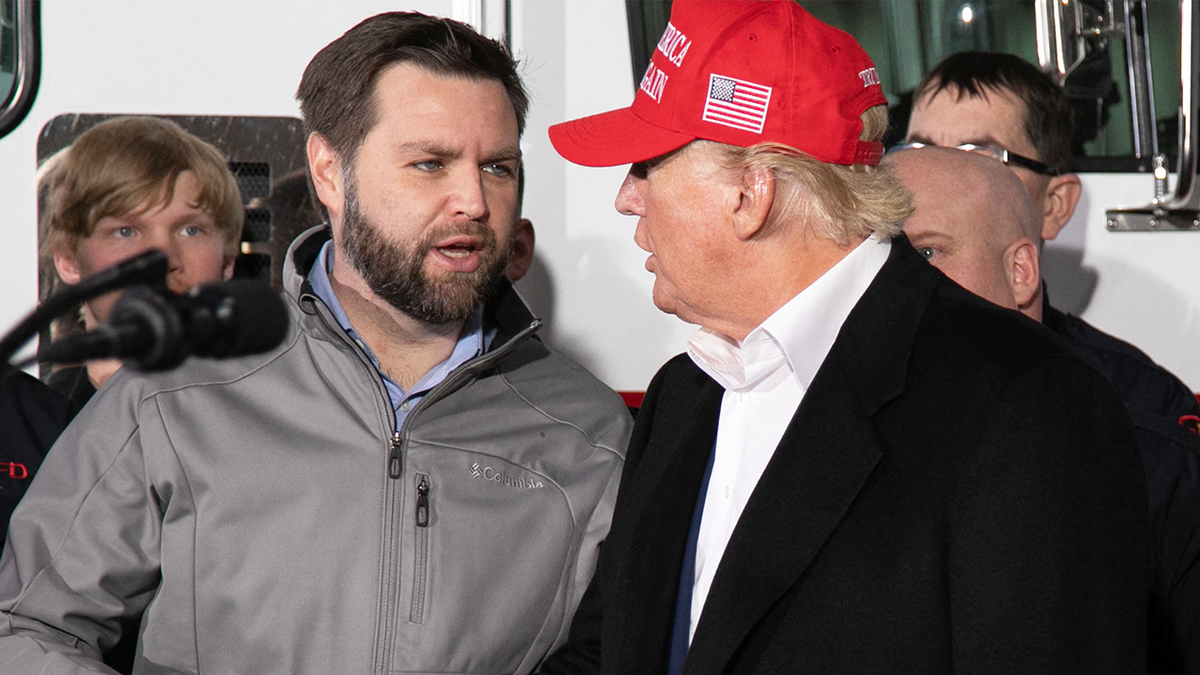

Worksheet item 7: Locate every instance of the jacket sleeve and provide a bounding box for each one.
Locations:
[535,552,606,675]
[0,382,164,674]
[947,353,1148,674]
[540,402,631,669]
[536,361,672,675]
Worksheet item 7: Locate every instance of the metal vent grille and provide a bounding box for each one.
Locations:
[230,161,271,201]
[242,208,272,243]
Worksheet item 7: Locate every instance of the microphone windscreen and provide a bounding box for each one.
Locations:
[198,281,289,357]
[110,287,185,369]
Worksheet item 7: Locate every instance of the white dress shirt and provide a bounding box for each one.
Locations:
[683,237,891,642]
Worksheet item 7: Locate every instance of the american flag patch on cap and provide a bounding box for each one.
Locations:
[702,74,772,134]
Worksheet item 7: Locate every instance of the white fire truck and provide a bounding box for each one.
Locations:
[0,0,1196,397]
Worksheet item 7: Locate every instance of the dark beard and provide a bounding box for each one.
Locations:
[340,173,508,325]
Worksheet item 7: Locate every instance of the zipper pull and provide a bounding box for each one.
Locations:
[389,432,402,479]
[416,477,430,527]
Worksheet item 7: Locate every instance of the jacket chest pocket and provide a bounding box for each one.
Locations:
[391,455,576,671]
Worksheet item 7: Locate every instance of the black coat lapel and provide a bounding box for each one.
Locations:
[682,238,942,675]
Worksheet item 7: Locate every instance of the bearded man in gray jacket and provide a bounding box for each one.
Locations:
[0,12,631,675]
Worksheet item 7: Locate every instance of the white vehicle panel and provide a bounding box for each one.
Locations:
[1048,172,1200,390]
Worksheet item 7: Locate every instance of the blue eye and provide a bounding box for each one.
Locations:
[916,247,936,261]
[114,227,135,238]
[482,163,513,177]
[413,159,443,171]
[181,225,201,237]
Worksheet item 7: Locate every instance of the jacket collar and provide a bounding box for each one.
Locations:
[825,234,938,416]
[283,225,542,356]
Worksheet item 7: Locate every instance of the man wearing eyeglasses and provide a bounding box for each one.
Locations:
[904,51,1080,243]
[903,52,1200,675]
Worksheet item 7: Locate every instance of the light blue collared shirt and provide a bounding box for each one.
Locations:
[308,240,485,430]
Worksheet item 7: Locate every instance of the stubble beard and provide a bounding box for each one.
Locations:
[340,172,509,325]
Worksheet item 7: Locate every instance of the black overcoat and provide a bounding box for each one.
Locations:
[542,238,1148,675]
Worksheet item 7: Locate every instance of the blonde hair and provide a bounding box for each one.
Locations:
[707,105,912,245]
[40,116,244,262]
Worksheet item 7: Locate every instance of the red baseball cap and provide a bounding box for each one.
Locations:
[549,0,887,167]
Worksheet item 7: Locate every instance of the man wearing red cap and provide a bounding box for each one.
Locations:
[539,1,1148,673]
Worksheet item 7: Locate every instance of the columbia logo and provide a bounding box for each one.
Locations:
[469,462,545,489]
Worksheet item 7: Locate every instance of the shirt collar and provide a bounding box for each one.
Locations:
[307,240,484,395]
[688,237,891,393]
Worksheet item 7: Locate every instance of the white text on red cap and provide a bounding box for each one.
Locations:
[639,21,692,105]
[640,62,668,103]
[656,22,691,68]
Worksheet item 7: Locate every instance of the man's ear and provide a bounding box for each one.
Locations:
[731,165,775,241]
[306,132,345,224]
[1040,173,1082,241]
[506,218,536,282]
[53,248,83,285]
[1004,237,1041,309]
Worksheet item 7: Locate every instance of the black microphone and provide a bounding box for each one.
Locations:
[1,250,169,363]
[68,249,170,302]
[41,280,289,371]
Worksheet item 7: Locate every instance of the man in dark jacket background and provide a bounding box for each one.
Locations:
[904,51,1200,674]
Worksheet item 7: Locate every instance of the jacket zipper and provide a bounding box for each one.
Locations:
[307,295,402,674]
[389,432,403,479]
[410,474,431,623]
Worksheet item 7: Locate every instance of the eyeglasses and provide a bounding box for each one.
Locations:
[887,142,1062,177]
